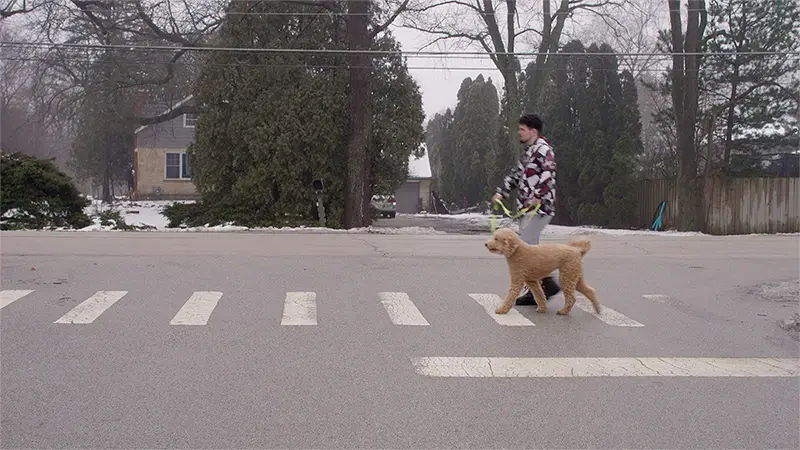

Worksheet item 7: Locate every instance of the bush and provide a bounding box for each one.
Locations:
[162,200,319,229]
[0,151,92,230]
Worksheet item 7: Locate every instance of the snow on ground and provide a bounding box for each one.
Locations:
[13,199,788,236]
[77,200,446,234]
[84,199,178,230]
[403,212,709,237]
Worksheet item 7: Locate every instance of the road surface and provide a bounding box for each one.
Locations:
[374,214,490,234]
[1,231,799,449]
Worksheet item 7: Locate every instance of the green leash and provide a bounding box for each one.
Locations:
[489,199,540,232]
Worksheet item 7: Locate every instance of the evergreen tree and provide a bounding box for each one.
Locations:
[425,110,454,197]
[702,0,800,170]
[176,0,423,228]
[539,40,590,225]
[432,75,500,205]
[539,40,643,227]
[69,52,135,202]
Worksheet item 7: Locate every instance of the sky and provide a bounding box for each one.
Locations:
[2,1,671,124]
[388,26,504,121]
[385,0,671,122]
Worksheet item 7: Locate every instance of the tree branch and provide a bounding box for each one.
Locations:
[127,101,197,127]
[404,0,481,14]
[2,0,42,18]
[369,0,412,40]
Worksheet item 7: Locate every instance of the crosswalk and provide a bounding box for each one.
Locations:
[0,288,651,328]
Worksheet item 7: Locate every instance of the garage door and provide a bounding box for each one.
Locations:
[394,181,420,214]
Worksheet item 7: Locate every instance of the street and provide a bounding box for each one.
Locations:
[1,230,799,449]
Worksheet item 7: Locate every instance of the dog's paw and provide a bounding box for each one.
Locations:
[495,305,511,315]
[536,307,547,313]
[556,308,570,316]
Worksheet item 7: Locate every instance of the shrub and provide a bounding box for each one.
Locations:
[0,151,92,230]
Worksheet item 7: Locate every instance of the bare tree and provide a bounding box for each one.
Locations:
[1,24,74,168]
[402,0,624,169]
[343,0,412,228]
[667,0,707,231]
[577,0,668,79]
[2,0,45,18]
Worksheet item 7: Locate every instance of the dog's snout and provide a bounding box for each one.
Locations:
[485,242,489,247]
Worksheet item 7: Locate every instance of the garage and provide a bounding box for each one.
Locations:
[394,180,421,214]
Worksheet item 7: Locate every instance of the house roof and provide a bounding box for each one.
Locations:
[134,94,195,135]
[408,148,432,179]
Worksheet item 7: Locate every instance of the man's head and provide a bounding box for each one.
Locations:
[518,113,542,144]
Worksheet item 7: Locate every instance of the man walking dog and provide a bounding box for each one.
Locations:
[491,113,561,305]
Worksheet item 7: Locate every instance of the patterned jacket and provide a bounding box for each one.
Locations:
[495,137,557,216]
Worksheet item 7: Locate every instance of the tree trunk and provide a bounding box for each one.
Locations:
[723,69,739,167]
[669,0,706,232]
[343,0,373,229]
[102,145,112,203]
[504,71,520,166]
[705,113,715,176]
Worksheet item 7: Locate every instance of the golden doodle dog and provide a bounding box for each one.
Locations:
[485,227,601,316]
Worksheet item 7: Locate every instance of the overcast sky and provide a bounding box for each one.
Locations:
[3,1,671,124]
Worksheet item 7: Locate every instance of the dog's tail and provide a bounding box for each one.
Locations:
[567,239,591,256]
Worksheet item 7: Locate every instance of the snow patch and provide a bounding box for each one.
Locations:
[405,212,707,236]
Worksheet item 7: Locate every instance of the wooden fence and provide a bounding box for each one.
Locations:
[637,176,800,235]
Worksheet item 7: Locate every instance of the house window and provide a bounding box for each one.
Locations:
[183,112,198,128]
[165,152,191,179]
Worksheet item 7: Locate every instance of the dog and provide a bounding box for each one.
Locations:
[485,227,601,316]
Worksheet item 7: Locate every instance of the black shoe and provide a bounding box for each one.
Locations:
[515,289,536,306]
[542,276,561,298]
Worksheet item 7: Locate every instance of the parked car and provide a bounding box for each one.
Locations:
[371,195,396,218]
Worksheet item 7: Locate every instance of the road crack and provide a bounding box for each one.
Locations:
[634,357,659,375]
[353,237,390,258]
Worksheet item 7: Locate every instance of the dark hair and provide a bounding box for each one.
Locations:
[519,114,543,133]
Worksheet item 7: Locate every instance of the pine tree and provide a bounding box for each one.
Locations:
[176,1,423,228]
[539,40,643,227]
[441,75,500,205]
[702,0,800,170]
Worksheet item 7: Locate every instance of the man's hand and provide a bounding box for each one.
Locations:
[531,197,541,206]
[491,193,503,203]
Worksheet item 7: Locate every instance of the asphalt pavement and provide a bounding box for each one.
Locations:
[1,230,799,449]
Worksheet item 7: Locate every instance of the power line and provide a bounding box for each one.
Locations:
[2,41,798,57]
[5,55,739,72]
[6,56,800,75]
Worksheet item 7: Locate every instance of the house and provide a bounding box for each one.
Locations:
[394,149,432,214]
[132,95,200,200]
[132,96,435,208]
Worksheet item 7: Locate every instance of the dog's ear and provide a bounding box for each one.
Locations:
[501,233,520,256]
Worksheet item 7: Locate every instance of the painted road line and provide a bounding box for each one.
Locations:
[576,296,644,327]
[643,294,670,303]
[281,292,317,325]
[0,290,35,309]
[379,292,430,326]
[54,291,128,324]
[170,291,223,325]
[410,357,800,378]
[468,294,535,327]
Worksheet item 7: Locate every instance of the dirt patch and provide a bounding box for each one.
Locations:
[750,279,799,303]
[778,313,800,342]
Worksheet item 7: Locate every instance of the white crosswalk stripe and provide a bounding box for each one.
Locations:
[54,291,128,324]
[281,292,317,325]
[410,357,800,378]
[468,293,536,326]
[379,292,430,326]
[2,288,656,329]
[0,290,35,309]
[170,291,223,326]
[576,296,644,327]
[643,294,670,303]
